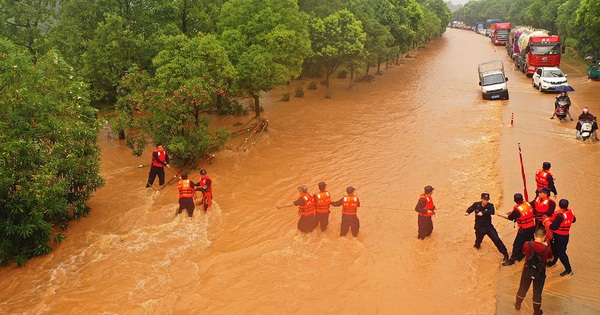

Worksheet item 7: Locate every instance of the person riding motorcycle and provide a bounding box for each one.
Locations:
[551,92,573,121]
[576,107,598,140]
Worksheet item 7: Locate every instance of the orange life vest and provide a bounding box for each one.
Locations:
[535,169,552,190]
[199,175,212,195]
[314,191,331,213]
[178,180,195,199]
[342,195,359,215]
[534,197,552,221]
[298,192,316,216]
[553,208,574,236]
[418,194,435,217]
[151,149,167,167]
[515,202,535,229]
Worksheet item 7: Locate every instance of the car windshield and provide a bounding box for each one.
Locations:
[542,70,565,78]
[530,44,561,55]
[482,73,505,85]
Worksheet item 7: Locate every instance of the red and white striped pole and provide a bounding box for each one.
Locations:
[510,112,514,126]
[518,142,529,201]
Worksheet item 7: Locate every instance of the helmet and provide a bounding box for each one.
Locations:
[583,107,589,114]
[199,169,207,175]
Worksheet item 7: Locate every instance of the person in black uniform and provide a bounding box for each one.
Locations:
[415,185,436,240]
[500,193,536,266]
[514,228,553,315]
[465,193,509,262]
[543,199,576,276]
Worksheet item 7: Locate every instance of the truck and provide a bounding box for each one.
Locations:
[478,60,509,100]
[516,30,562,76]
[485,19,501,37]
[475,22,485,35]
[491,23,511,45]
[506,27,527,61]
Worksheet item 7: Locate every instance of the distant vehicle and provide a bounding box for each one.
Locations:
[491,23,511,45]
[478,60,509,100]
[531,67,568,92]
[586,56,600,80]
[517,30,563,76]
[475,22,484,34]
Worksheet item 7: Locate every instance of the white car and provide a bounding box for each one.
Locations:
[532,67,568,92]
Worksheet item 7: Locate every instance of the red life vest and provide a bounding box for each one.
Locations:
[553,208,574,236]
[515,202,535,229]
[298,192,316,216]
[534,197,552,221]
[199,175,212,195]
[535,169,552,190]
[314,191,331,213]
[151,149,167,167]
[178,180,195,199]
[418,194,435,217]
[342,195,359,215]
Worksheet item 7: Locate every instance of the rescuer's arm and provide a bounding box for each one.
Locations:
[330,198,344,207]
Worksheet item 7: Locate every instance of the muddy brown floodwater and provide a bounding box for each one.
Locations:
[1,28,599,314]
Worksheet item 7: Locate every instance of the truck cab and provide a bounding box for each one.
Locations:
[478,60,509,100]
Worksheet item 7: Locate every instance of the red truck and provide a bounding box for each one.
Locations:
[521,35,562,76]
[491,23,511,46]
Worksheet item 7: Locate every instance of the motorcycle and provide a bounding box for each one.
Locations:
[555,100,568,122]
[579,120,596,141]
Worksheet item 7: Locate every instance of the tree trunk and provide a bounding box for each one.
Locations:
[366,63,371,75]
[376,61,382,75]
[253,93,261,117]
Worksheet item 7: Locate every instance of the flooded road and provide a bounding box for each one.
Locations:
[1,28,599,314]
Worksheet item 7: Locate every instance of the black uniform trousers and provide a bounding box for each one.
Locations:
[417,215,433,239]
[475,226,508,254]
[315,212,330,232]
[297,214,315,233]
[178,198,195,217]
[511,226,536,261]
[341,214,359,237]
[148,165,166,186]
[517,268,546,305]
[553,234,572,271]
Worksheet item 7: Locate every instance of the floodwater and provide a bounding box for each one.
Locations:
[1,28,599,314]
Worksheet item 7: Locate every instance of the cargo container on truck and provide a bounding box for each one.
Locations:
[517,31,562,76]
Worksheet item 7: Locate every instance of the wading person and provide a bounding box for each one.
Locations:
[501,193,536,266]
[147,144,171,188]
[415,185,435,240]
[535,162,557,197]
[464,193,509,262]
[277,185,316,233]
[530,188,556,229]
[514,228,553,315]
[330,186,360,237]
[543,199,576,276]
[313,182,332,232]
[196,169,212,212]
[177,173,196,218]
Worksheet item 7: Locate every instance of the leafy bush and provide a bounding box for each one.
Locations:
[308,81,318,90]
[295,87,304,98]
[281,93,291,101]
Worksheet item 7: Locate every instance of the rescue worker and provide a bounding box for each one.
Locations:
[535,162,557,197]
[464,193,509,262]
[501,193,536,266]
[313,182,332,232]
[514,228,553,315]
[543,199,576,276]
[530,188,556,229]
[415,185,436,240]
[196,169,212,212]
[277,185,316,233]
[177,172,196,217]
[147,144,171,187]
[330,186,360,237]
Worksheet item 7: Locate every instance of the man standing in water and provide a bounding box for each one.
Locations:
[313,182,332,232]
[465,193,509,262]
[500,193,536,266]
[147,144,171,188]
[530,188,556,229]
[514,228,553,315]
[177,172,196,218]
[543,199,575,276]
[535,162,557,197]
[330,186,360,237]
[415,185,435,240]
[196,169,212,212]
[277,185,316,233]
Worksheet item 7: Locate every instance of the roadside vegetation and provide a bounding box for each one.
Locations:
[0,0,450,266]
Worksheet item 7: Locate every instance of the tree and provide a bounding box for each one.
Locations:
[0,39,104,267]
[575,0,600,55]
[310,9,366,98]
[218,0,311,116]
[0,0,54,58]
[113,34,234,165]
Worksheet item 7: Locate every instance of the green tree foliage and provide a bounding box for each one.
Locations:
[218,0,311,116]
[310,9,366,98]
[0,39,104,267]
[575,0,600,55]
[0,0,55,58]
[113,35,233,165]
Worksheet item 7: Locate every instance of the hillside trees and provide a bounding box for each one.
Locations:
[0,39,104,267]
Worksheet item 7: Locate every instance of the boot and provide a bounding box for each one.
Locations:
[514,296,523,310]
[503,252,510,262]
[502,258,515,266]
[533,302,543,315]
